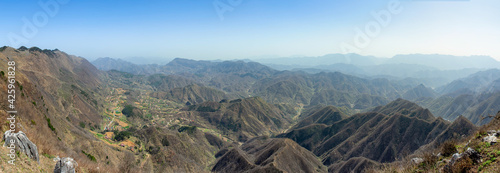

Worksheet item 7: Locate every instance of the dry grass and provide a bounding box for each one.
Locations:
[441,140,458,157]
[451,157,473,173]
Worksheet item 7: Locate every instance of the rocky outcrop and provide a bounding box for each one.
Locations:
[3,131,39,163]
[53,157,78,173]
[411,157,424,165]
[443,148,481,173]
[482,130,499,145]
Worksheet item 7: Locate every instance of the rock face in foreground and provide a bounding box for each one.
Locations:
[3,131,39,163]
[53,157,78,173]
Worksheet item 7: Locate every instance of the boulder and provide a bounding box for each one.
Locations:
[482,135,497,145]
[487,130,497,135]
[3,130,39,163]
[487,130,500,137]
[443,148,480,173]
[54,157,78,173]
[411,157,424,165]
[462,147,481,163]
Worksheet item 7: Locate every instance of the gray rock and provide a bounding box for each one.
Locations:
[487,130,500,137]
[487,130,497,135]
[3,130,39,163]
[482,135,497,145]
[54,157,78,173]
[443,148,481,173]
[411,157,424,165]
[462,147,481,163]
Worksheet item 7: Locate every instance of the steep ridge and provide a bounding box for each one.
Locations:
[134,127,228,173]
[292,106,347,129]
[278,99,476,170]
[371,98,435,121]
[150,84,228,105]
[147,74,198,92]
[0,46,127,171]
[212,136,327,173]
[437,69,500,95]
[412,70,500,125]
[186,97,292,141]
[402,84,437,101]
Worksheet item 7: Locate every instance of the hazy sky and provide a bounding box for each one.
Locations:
[1,0,499,61]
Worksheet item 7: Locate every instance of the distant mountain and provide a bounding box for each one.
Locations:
[423,92,500,125]
[251,72,406,109]
[257,53,499,71]
[417,69,500,125]
[92,57,163,74]
[298,64,481,88]
[292,106,347,129]
[256,54,499,88]
[150,84,228,105]
[186,97,292,141]
[371,98,435,121]
[147,74,198,92]
[482,78,500,93]
[255,53,382,67]
[278,99,476,169]
[387,54,500,70]
[161,58,214,74]
[402,84,437,101]
[437,69,500,95]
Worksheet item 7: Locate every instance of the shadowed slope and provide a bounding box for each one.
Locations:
[212,137,327,173]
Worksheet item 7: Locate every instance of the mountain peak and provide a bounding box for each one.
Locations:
[372,98,435,121]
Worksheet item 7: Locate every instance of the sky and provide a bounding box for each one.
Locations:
[1,0,499,61]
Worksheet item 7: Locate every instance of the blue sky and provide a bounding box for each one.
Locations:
[1,0,499,61]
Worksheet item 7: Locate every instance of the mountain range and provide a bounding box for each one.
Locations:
[1,46,499,172]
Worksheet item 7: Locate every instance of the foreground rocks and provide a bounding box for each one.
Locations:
[53,157,78,173]
[2,131,39,163]
[443,147,481,173]
[482,130,499,145]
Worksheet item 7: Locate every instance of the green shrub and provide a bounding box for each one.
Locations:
[196,106,218,112]
[46,118,56,132]
[81,150,97,162]
[79,122,86,128]
[178,126,197,134]
[161,137,170,146]
[114,131,132,141]
[122,105,136,117]
[42,153,55,159]
[441,140,457,157]
[28,46,42,52]
[18,46,28,51]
